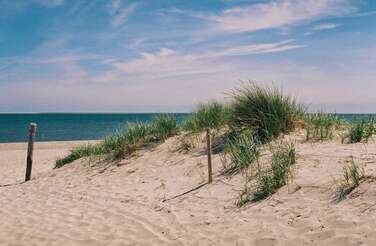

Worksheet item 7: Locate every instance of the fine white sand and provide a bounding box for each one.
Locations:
[1,135,376,245]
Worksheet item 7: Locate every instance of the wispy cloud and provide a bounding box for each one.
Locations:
[106,47,218,79]
[108,0,137,27]
[312,23,340,30]
[346,10,376,18]
[205,0,355,33]
[105,40,304,79]
[197,40,305,58]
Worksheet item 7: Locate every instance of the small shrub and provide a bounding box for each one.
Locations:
[224,131,260,175]
[183,101,228,133]
[304,113,342,142]
[229,82,301,143]
[335,158,365,202]
[348,119,375,143]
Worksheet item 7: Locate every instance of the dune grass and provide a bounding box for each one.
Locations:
[223,130,260,175]
[237,143,296,206]
[304,113,342,142]
[182,101,228,133]
[252,143,296,201]
[229,82,302,143]
[335,158,365,202]
[125,122,152,144]
[55,143,107,168]
[348,118,375,143]
[151,114,178,140]
[55,115,178,168]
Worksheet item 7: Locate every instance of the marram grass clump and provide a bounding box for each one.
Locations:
[229,82,302,143]
[124,122,152,145]
[182,101,228,133]
[55,115,178,168]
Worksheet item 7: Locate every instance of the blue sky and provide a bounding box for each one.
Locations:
[0,0,376,112]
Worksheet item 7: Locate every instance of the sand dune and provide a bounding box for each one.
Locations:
[1,136,376,245]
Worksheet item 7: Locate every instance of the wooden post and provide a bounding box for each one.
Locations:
[25,123,37,182]
[206,128,213,184]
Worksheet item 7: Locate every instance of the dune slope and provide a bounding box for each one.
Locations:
[1,137,376,245]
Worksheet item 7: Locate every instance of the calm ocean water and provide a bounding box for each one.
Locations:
[0,113,375,143]
[0,113,189,143]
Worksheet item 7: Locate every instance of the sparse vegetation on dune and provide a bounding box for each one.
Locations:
[303,114,376,144]
[237,143,296,206]
[303,113,343,142]
[335,158,365,202]
[56,115,178,168]
[182,101,229,133]
[223,130,260,175]
[151,114,178,141]
[347,118,375,143]
[55,143,106,168]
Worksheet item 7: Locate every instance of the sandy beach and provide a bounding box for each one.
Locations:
[1,134,376,246]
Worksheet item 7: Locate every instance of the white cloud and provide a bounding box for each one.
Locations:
[197,40,305,58]
[347,10,376,18]
[106,48,220,79]
[312,23,340,30]
[106,40,304,79]
[108,1,137,27]
[207,0,355,33]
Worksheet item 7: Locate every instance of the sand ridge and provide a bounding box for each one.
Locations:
[0,136,376,245]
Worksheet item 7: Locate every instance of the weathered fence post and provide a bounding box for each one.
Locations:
[206,128,213,184]
[25,123,37,182]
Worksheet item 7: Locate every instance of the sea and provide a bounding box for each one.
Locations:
[0,113,189,143]
[0,113,374,143]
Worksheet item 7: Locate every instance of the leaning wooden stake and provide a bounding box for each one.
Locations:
[206,128,213,184]
[25,123,37,182]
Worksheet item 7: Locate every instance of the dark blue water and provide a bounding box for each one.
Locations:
[0,113,375,143]
[0,113,189,143]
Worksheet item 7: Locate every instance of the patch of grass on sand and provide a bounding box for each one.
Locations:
[228,82,302,143]
[223,130,260,175]
[303,113,342,142]
[55,143,107,168]
[237,143,296,206]
[151,114,178,141]
[347,118,375,143]
[55,115,178,168]
[335,158,365,202]
[182,101,229,133]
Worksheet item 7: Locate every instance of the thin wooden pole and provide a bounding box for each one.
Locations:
[206,128,213,184]
[25,123,37,182]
